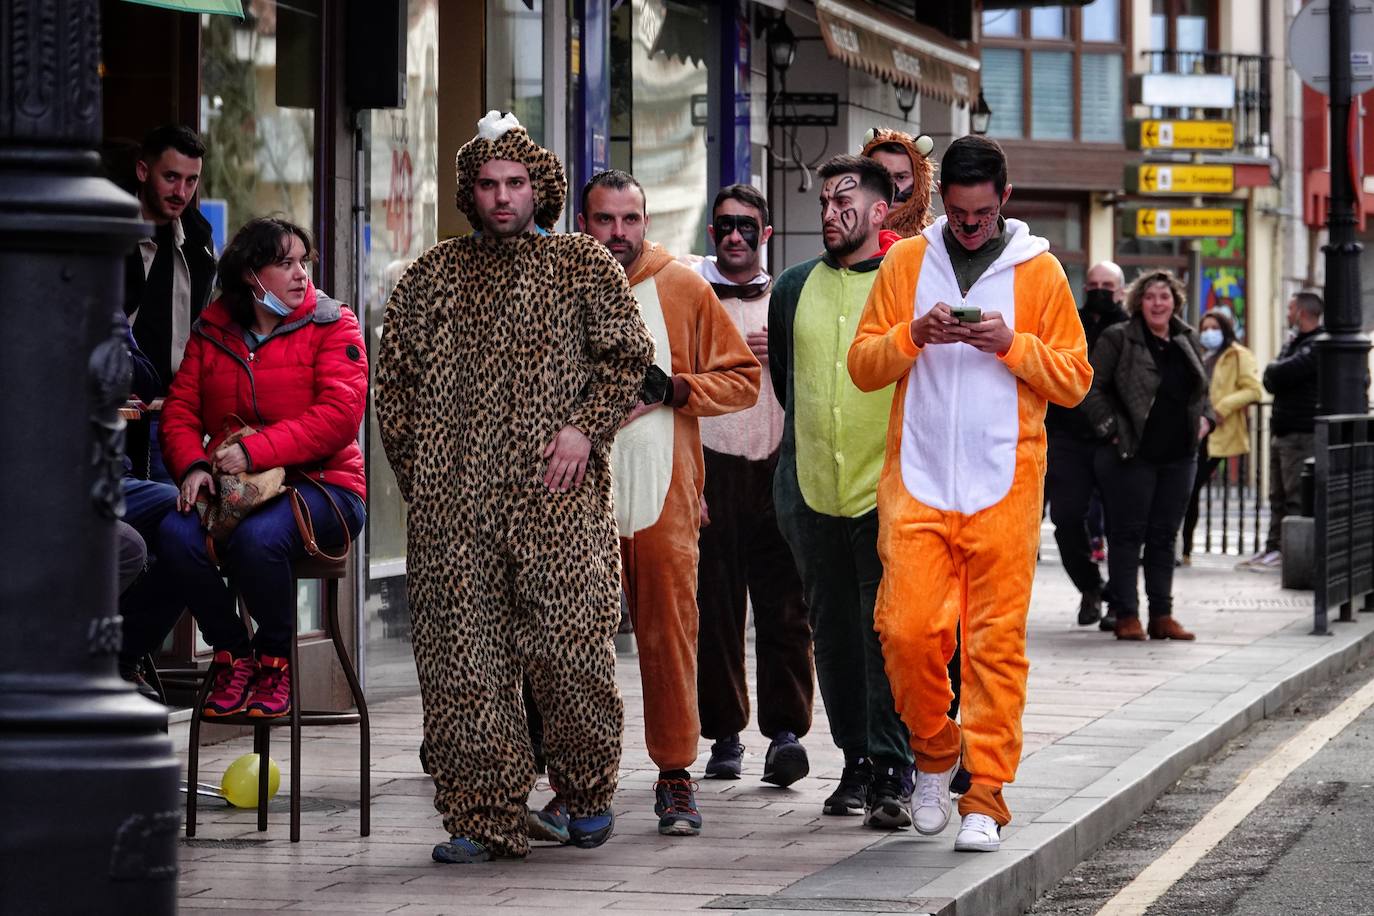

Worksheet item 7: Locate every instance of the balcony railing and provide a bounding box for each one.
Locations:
[1140,50,1272,159]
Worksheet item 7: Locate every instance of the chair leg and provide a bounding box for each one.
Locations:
[256,725,270,833]
[185,660,216,838]
[290,620,302,844]
[325,576,370,837]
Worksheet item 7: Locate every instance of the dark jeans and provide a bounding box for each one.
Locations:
[116,521,148,596]
[1181,443,1224,557]
[156,484,365,657]
[118,477,180,664]
[1265,432,1315,552]
[1046,434,1106,597]
[1095,448,1196,620]
[697,449,813,741]
[776,504,912,764]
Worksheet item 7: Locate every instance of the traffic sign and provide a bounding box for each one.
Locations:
[1124,163,1236,195]
[1124,208,1235,238]
[1289,0,1374,97]
[1126,119,1235,151]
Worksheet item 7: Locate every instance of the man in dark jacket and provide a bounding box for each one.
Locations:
[1045,261,1129,627]
[124,125,217,482]
[1243,291,1324,569]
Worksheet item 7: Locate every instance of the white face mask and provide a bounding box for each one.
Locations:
[1199,328,1224,351]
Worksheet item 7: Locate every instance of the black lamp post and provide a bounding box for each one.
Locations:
[970,90,993,136]
[1319,0,1372,415]
[767,18,797,75]
[0,1,180,912]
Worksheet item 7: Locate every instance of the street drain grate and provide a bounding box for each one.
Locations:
[181,838,271,849]
[265,795,356,815]
[705,896,953,914]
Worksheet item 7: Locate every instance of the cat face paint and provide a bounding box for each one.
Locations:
[940,180,1009,251]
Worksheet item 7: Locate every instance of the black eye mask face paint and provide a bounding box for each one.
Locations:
[713,215,761,250]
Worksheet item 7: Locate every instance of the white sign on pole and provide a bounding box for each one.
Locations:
[1289,0,1374,96]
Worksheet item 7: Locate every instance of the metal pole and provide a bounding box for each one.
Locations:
[0,1,179,911]
[1319,0,1373,415]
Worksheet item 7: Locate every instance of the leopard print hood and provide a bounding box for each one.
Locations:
[861,127,936,239]
[455,111,567,231]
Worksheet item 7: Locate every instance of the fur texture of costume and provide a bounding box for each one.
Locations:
[376,115,654,855]
[860,127,936,238]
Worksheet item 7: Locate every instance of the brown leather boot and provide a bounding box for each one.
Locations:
[1148,616,1196,641]
[1114,616,1146,641]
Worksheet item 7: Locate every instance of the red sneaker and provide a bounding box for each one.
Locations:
[245,654,292,718]
[203,651,257,717]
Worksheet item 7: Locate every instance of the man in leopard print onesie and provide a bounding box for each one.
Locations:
[376,112,654,863]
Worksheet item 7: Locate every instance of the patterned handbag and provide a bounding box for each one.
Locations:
[195,418,286,563]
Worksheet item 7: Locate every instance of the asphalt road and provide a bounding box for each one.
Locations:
[1028,657,1374,916]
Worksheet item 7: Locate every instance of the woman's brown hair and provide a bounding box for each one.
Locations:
[1124,268,1187,318]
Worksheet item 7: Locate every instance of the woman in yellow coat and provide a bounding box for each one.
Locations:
[1181,309,1262,563]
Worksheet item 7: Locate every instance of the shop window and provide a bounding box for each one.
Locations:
[199,1,318,244]
[1003,196,1087,296]
[608,0,712,256]
[486,0,545,144]
[362,0,441,696]
[980,1,1125,144]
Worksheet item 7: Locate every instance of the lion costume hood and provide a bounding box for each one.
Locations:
[860,127,936,239]
[455,110,567,231]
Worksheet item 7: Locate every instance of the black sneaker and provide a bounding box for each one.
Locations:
[823,756,871,816]
[1077,591,1102,626]
[704,735,744,780]
[1099,611,1117,632]
[865,760,912,829]
[118,660,161,702]
[653,776,702,836]
[761,732,809,788]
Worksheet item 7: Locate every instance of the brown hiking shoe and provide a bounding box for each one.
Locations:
[1148,616,1196,641]
[1114,617,1146,641]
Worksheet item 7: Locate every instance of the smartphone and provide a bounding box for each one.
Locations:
[950,306,983,323]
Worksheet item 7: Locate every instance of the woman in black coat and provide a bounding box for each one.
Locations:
[1082,269,1216,641]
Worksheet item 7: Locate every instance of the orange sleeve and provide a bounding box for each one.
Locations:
[848,238,923,393]
[666,268,761,418]
[998,254,1092,408]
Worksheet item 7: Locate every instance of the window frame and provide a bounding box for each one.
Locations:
[979,1,1128,145]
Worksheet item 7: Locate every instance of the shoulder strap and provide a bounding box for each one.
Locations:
[288,475,351,562]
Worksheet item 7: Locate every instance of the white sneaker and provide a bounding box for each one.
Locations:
[1255,550,1282,569]
[909,763,957,835]
[954,813,1000,852]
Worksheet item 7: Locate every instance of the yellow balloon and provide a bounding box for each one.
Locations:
[221,753,282,808]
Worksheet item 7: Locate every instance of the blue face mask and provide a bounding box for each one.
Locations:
[251,270,293,317]
[1199,328,1224,351]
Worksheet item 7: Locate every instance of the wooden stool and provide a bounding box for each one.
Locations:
[184,551,370,842]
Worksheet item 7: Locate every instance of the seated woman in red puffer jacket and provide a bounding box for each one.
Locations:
[153,217,368,719]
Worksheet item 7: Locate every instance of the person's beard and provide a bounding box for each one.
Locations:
[823,223,867,260]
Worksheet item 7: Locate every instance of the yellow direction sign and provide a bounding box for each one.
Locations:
[1125,163,1235,194]
[1126,119,1235,151]
[1127,208,1235,238]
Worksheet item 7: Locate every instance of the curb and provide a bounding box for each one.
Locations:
[925,614,1374,916]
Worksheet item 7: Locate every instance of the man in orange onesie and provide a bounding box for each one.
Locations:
[577,169,760,837]
[848,136,1091,852]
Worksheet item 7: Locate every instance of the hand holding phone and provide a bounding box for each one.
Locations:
[949,306,983,323]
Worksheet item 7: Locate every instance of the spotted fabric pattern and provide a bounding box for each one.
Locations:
[376,231,654,856]
[454,123,567,232]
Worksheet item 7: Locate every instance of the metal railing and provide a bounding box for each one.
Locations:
[1312,414,1374,634]
[1190,402,1272,558]
[1140,50,1272,159]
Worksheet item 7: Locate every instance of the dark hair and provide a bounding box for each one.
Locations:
[1293,290,1324,318]
[817,154,895,205]
[712,183,770,227]
[217,218,315,328]
[869,141,911,160]
[1200,307,1237,349]
[580,168,646,216]
[140,125,206,163]
[939,135,1008,197]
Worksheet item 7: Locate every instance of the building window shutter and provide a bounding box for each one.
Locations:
[982,48,1023,138]
[1030,51,1073,140]
[1080,53,1123,142]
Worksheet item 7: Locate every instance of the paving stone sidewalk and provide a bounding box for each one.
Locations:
[174,533,1374,915]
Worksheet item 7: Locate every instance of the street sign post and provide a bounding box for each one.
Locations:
[1124,163,1236,194]
[1123,208,1235,238]
[1125,119,1235,151]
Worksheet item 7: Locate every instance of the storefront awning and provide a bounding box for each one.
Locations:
[119,0,244,17]
[814,0,980,107]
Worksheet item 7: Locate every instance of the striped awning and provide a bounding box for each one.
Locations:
[120,0,244,17]
[814,0,980,108]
